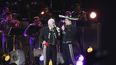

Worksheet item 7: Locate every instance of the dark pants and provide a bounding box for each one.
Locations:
[1,33,13,53]
[62,44,73,65]
[46,45,57,65]
[29,37,38,65]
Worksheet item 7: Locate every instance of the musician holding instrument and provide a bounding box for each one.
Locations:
[0,12,20,52]
[23,16,43,65]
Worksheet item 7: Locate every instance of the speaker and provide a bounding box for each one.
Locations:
[10,49,25,65]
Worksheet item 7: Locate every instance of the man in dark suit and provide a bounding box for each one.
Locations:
[60,11,77,65]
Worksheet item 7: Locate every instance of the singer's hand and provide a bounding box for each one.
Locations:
[42,41,49,46]
[62,25,65,31]
[56,27,60,32]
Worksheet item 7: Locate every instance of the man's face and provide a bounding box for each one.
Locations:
[64,19,71,25]
[34,18,40,23]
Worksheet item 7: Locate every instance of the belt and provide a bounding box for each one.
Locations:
[62,41,72,44]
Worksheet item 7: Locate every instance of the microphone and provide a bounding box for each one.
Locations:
[56,27,60,33]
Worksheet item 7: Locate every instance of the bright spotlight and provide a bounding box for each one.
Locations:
[87,46,93,53]
[76,61,83,65]
[49,59,53,65]
[2,54,10,62]
[5,55,10,61]
[76,55,84,65]
[90,11,97,19]
[39,54,44,61]
[78,55,84,61]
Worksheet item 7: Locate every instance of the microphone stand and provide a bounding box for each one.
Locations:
[23,24,33,36]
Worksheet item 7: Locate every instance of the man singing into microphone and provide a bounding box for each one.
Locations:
[39,18,60,65]
[60,11,77,65]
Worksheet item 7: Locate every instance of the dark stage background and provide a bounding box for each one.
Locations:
[0,0,115,65]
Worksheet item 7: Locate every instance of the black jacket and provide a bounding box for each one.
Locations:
[39,26,60,45]
[62,24,76,44]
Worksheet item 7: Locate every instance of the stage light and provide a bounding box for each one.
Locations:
[41,11,45,15]
[76,61,83,65]
[39,54,44,65]
[90,11,97,19]
[2,54,10,62]
[5,55,10,61]
[49,59,52,65]
[76,55,84,65]
[39,54,44,61]
[78,55,84,61]
[87,46,93,53]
